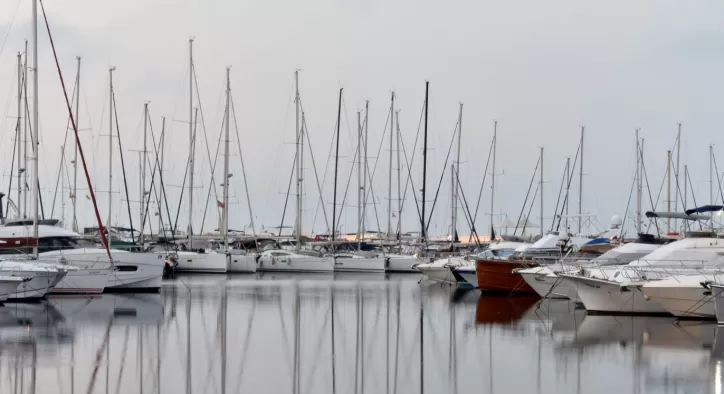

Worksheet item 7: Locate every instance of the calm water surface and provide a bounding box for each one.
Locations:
[0,273,721,394]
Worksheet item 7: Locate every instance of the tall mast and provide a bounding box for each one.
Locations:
[72,56,80,232]
[16,52,21,221]
[140,103,148,245]
[420,81,429,242]
[357,110,362,247]
[60,146,65,224]
[159,117,165,233]
[667,150,672,233]
[452,103,462,242]
[23,40,28,219]
[675,123,681,220]
[578,126,584,234]
[635,129,641,234]
[188,38,195,247]
[223,67,231,251]
[489,120,497,240]
[331,88,343,251]
[107,67,115,231]
[31,0,39,256]
[294,70,301,251]
[362,100,369,242]
[396,111,402,248]
[684,165,688,218]
[565,157,570,232]
[710,145,714,205]
[539,146,544,236]
[387,92,394,238]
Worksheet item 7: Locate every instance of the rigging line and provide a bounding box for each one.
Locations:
[49,73,78,219]
[471,134,494,229]
[361,105,392,233]
[398,115,424,232]
[5,123,17,216]
[666,153,689,232]
[145,109,180,243]
[306,99,336,234]
[334,126,359,234]
[40,0,111,256]
[397,101,427,232]
[277,147,298,237]
[514,156,541,235]
[550,159,568,232]
[49,144,65,219]
[299,104,331,233]
[711,154,724,207]
[229,91,258,240]
[172,109,197,235]
[6,63,31,216]
[263,78,294,229]
[112,90,136,244]
[21,70,46,220]
[521,182,540,235]
[638,142,660,235]
[555,140,581,232]
[192,65,224,225]
[0,0,21,60]
[618,168,638,240]
[425,118,459,234]
[453,169,480,247]
[686,167,701,231]
[140,124,170,250]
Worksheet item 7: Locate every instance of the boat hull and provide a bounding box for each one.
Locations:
[170,251,228,273]
[455,268,478,287]
[640,283,716,318]
[51,268,111,294]
[227,254,257,273]
[334,257,385,272]
[41,249,164,290]
[518,269,570,299]
[7,271,64,300]
[713,285,724,324]
[258,256,334,273]
[561,275,669,314]
[0,279,23,302]
[385,256,424,273]
[475,259,538,295]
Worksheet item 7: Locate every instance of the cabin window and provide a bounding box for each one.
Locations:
[115,265,139,272]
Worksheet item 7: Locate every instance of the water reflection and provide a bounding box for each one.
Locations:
[0,274,722,393]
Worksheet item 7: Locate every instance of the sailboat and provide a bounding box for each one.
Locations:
[163,39,228,273]
[258,71,333,273]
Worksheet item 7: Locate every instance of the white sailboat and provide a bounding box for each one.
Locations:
[220,67,255,273]
[0,277,24,302]
[257,249,333,272]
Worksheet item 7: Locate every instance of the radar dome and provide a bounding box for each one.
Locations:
[610,215,623,228]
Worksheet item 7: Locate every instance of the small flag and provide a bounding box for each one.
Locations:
[392,212,396,218]
[69,193,76,200]
[217,200,225,208]
[86,195,91,200]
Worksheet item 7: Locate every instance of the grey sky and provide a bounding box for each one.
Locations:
[0,0,723,237]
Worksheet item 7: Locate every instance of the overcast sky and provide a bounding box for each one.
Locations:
[0,0,723,238]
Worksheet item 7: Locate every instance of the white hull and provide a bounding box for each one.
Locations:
[227,254,257,273]
[641,278,718,318]
[258,255,334,273]
[457,269,478,287]
[169,251,227,273]
[42,249,163,290]
[419,266,456,284]
[713,285,724,324]
[0,279,23,302]
[385,256,425,273]
[334,257,385,272]
[561,275,669,314]
[518,271,569,299]
[7,271,65,300]
[51,268,112,294]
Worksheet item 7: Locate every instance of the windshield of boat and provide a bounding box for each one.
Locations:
[477,249,516,259]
